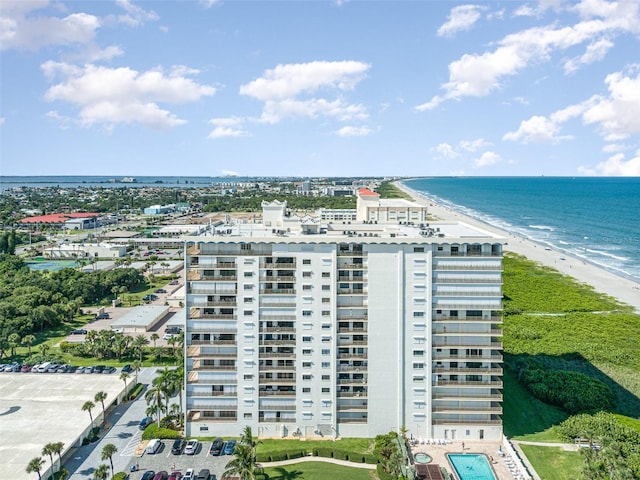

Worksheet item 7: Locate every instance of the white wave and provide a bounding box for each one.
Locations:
[584,248,630,262]
[529,225,555,231]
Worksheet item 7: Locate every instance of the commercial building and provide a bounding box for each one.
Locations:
[184,196,503,441]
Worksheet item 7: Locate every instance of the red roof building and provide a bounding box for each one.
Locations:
[19,212,100,224]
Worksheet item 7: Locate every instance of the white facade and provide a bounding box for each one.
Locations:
[184,218,504,441]
[43,243,126,259]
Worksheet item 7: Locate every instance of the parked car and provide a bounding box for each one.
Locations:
[55,365,68,373]
[141,472,156,480]
[47,364,60,373]
[196,470,210,480]
[121,364,133,373]
[31,364,41,373]
[143,294,158,301]
[155,288,167,294]
[75,366,86,374]
[83,366,94,374]
[184,439,199,455]
[92,365,105,374]
[209,438,224,456]
[102,366,116,374]
[171,438,185,455]
[70,329,88,335]
[165,326,181,334]
[4,362,20,372]
[163,333,175,340]
[169,280,179,285]
[95,312,110,320]
[21,365,33,373]
[139,417,154,430]
[182,469,195,480]
[153,471,168,480]
[65,365,78,373]
[169,472,182,480]
[223,439,236,455]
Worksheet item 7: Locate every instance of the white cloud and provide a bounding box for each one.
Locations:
[564,37,614,73]
[336,125,372,137]
[221,169,239,176]
[43,63,216,130]
[460,138,492,152]
[208,117,249,139]
[580,151,640,175]
[473,151,501,167]
[582,67,640,140]
[602,143,628,153]
[434,143,459,158]
[437,5,485,38]
[513,4,537,17]
[240,61,370,124]
[200,0,221,8]
[418,0,640,110]
[1,6,100,51]
[503,114,575,143]
[45,110,72,129]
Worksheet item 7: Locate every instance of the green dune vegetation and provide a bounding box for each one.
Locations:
[502,253,640,479]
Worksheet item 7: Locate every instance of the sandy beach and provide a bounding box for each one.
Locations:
[395,181,640,313]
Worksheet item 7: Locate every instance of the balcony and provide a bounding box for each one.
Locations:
[337,327,367,333]
[337,289,367,295]
[260,275,296,282]
[336,403,368,411]
[259,352,296,359]
[433,277,502,284]
[260,315,297,322]
[261,326,296,333]
[337,263,368,269]
[433,406,502,414]
[433,316,502,322]
[261,262,296,269]
[336,417,368,423]
[259,301,296,308]
[432,418,502,426]
[432,341,502,349]
[337,250,367,257]
[196,314,238,320]
[259,365,295,371]
[337,339,368,346]
[433,303,503,310]
[190,339,237,346]
[337,379,368,385]
[259,390,296,397]
[259,378,296,384]
[190,391,237,397]
[337,353,368,360]
[187,245,200,255]
[337,365,367,372]
[436,380,503,387]
[433,353,503,362]
[191,364,238,371]
[336,391,368,398]
[434,290,502,297]
[259,417,297,423]
[260,288,296,295]
[434,264,502,271]
[433,328,502,336]
[188,411,237,422]
[433,393,503,401]
[191,300,237,307]
[259,404,296,411]
[433,367,503,375]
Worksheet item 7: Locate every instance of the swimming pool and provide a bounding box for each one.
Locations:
[414,452,432,464]
[27,260,77,271]
[447,453,497,480]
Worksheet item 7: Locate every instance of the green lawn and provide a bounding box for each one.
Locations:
[257,438,374,456]
[259,462,376,480]
[519,445,583,480]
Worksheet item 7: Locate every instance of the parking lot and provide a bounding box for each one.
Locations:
[127,438,236,480]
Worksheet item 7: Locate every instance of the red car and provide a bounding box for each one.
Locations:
[169,472,182,480]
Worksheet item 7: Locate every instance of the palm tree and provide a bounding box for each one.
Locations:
[8,333,20,357]
[82,400,95,427]
[132,360,142,384]
[50,441,64,473]
[21,334,36,355]
[132,335,149,362]
[120,371,130,391]
[144,383,166,427]
[223,443,263,480]
[101,443,118,476]
[94,391,107,425]
[38,342,50,357]
[93,464,109,480]
[150,333,159,347]
[42,443,55,479]
[26,456,45,480]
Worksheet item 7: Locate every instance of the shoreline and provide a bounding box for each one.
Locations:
[395,181,640,313]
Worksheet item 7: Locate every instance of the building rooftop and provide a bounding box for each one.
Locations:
[111,305,170,330]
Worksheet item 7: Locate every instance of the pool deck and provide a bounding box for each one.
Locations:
[411,440,515,480]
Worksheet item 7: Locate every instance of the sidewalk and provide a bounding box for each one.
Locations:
[258,455,377,470]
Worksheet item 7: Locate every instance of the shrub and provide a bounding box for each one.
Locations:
[141,423,182,440]
[128,383,144,400]
[112,473,128,480]
[521,369,615,414]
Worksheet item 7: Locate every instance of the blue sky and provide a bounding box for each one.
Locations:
[1,0,639,177]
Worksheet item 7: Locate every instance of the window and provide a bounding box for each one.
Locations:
[322,374,330,380]
[413,311,425,317]
[303,259,311,265]
[302,336,312,342]
[244,297,253,303]
[322,310,330,316]
[322,387,330,393]
[413,350,424,356]
[322,323,331,330]
[302,387,311,393]
[322,285,330,291]
[413,375,424,382]
[244,271,253,277]
[244,284,253,290]
[303,271,312,277]
[303,285,312,290]
[200,426,209,431]
[302,349,312,355]
[244,374,253,380]
[322,336,331,342]
[414,247,424,253]
[322,297,330,303]
[303,374,312,380]
[244,310,253,316]
[244,413,252,419]
[413,362,424,369]
[322,272,330,278]
[302,362,312,368]
[322,349,330,355]
[322,362,330,368]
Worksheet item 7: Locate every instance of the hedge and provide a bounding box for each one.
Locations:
[128,383,144,401]
[141,423,182,440]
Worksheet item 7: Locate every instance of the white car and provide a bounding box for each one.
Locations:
[183,469,195,480]
[163,333,174,340]
[184,439,199,455]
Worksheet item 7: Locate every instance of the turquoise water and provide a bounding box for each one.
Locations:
[447,454,496,480]
[404,177,640,282]
[414,452,432,463]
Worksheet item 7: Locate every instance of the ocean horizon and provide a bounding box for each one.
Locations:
[403,177,640,283]
[2,175,638,283]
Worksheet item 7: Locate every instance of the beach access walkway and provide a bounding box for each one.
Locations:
[257,455,377,469]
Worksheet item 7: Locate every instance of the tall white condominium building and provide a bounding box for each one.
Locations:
[184,189,504,441]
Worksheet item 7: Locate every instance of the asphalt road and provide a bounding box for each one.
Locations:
[65,367,233,480]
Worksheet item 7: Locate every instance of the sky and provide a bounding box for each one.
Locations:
[1,0,640,177]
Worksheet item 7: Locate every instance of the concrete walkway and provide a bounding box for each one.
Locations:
[258,455,377,470]
[512,440,579,452]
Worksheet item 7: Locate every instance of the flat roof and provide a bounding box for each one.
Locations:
[0,373,124,480]
[111,305,170,329]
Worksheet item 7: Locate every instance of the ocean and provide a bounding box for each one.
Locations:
[403,177,640,283]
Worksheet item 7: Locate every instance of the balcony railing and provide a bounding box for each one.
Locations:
[259,276,296,282]
[259,404,296,411]
[336,417,368,423]
[191,301,237,307]
[196,314,238,320]
[260,316,297,322]
[259,378,296,384]
[260,289,296,295]
[433,406,503,413]
[337,339,368,346]
[433,252,501,258]
[432,419,502,425]
[258,390,296,396]
[261,326,296,333]
[261,262,296,269]
[190,391,237,397]
[436,380,503,387]
[433,277,502,284]
[259,365,295,371]
[259,302,296,308]
[337,327,367,333]
[337,289,368,295]
[259,353,296,359]
[191,365,238,371]
[433,303,503,310]
[432,341,502,349]
[434,265,502,271]
[433,393,503,401]
[433,367,503,375]
[336,391,368,398]
[190,339,237,346]
[337,365,367,372]
[337,353,368,359]
[259,417,297,423]
[337,263,368,269]
[433,316,502,322]
[433,328,502,336]
[336,404,368,410]
[337,379,368,385]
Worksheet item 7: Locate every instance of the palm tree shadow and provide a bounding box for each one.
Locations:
[265,467,304,480]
